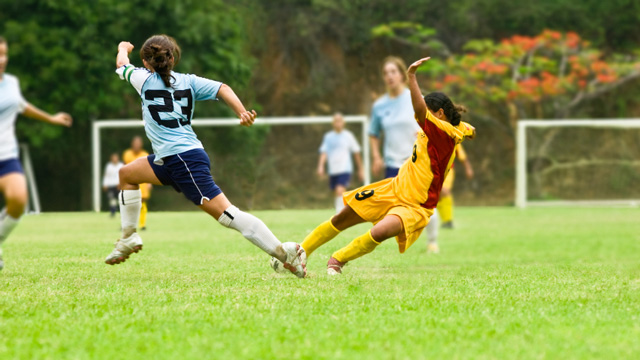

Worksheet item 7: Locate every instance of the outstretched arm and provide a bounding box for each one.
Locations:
[116,41,134,68]
[353,152,364,182]
[317,152,327,177]
[407,57,431,128]
[217,84,257,127]
[22,103,72,127]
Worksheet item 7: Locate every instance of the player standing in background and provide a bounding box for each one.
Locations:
[369,56,421,179]
[0,36,73,270]
[288,57,475,275]
[106,35,306,277]
[103,153,123,217]
[123,136,151,229]
[317,113,364,213]
[438,144,474,228]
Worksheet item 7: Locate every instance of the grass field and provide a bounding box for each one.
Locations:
[1,207,639,359]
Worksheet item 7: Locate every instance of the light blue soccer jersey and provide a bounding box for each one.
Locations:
[319,130,361,175]
[0,74,28,161]
[116,65,222,162]
[369,88,421,169]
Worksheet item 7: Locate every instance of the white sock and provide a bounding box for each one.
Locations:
[217,205,281,257]
[427,209,440,245]
[119,190,142,238]
[0,209,20,245]
[334,196,345,213]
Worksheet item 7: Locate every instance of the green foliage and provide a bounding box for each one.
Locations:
[0,0,254,210]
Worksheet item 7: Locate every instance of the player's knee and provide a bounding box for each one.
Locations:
[119,165,136,185]
[5,193,27,218]
[331,205,357,230]
[371,217,402,242]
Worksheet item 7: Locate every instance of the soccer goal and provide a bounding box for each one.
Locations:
[92,116,371,212]
[18,144,42,214]
[516,119,640,208]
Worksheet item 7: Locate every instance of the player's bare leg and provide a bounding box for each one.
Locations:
[105,157,161,265]
[0,173,28,270]
[334,185,346,213]
[202,193,306,278]
[328,214,403,275]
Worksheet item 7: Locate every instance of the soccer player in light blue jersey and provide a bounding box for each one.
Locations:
[0,36,73,270]
[369,56,421,179]
[105,35,306,277]
[317,113,364,212]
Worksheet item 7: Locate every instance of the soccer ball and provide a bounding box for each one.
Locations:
[269,256,287,273]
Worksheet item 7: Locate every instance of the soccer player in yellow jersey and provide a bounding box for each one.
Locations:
[122,136,151,230]
[275,57,475,275]
[437,143,474,229]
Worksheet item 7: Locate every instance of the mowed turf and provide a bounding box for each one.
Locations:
[1,208,639,359]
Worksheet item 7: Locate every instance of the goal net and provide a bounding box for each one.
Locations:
[92,116,370,212]
[516,119,640,208]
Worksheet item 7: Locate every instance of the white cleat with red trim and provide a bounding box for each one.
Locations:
[105,233,143,265]
[272,242,307,278]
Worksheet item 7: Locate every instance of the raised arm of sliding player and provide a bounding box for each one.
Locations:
[407,57,431,128]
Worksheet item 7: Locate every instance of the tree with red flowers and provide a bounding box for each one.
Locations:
[376,27,640,130]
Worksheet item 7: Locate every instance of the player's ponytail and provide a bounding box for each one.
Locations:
[424,92,467,126]
[140,35,182,88]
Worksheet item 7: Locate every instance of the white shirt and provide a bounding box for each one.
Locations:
[369,88,421,169]
[319,130,361,175]
[103,161,124,187]
[0,74,28,161]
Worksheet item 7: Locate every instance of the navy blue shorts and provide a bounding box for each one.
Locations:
[329,173,351,190]
[0,158,23,177]
[147,148,222,205]
[385,167,400,179]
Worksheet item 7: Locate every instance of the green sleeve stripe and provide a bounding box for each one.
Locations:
[124,66,134,82]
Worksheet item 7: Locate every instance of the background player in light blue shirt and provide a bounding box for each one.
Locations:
[369,56,421,179]
[317,113,363,212]
[106,36,306,277]
[0,36,73,271]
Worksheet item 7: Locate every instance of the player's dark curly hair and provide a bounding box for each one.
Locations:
[423,92,467,126]
[140,35,181,88]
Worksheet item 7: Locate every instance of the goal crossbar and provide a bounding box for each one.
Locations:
[92,116,370,212]
[516,119,640,208]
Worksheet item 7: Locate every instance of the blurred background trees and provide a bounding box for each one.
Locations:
[1,0,638,210]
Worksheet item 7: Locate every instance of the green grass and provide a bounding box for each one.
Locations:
[1,207,639,359]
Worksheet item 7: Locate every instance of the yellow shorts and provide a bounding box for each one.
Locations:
[442,167,455,191]
[343,178,433,253]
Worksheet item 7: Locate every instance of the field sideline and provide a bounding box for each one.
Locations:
[1,208,639,359]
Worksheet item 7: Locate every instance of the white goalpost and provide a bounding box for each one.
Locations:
[516,119,640,208]
[92,116,371,212]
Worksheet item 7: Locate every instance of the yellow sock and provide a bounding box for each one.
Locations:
[301,219,341,257]
[139,201,148,228]
[332,230,380,263]
[437,195,454,223]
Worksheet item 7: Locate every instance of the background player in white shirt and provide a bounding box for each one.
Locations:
[0,36,72,270]
[102,153,124,217]
[317,113,364,212]
[106,36,306,277]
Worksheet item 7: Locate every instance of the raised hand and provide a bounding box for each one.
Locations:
[239,110,257,127]
[407,57,431,75]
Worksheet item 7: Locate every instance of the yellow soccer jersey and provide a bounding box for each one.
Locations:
[392,111,475,209]
[122,149,149,165]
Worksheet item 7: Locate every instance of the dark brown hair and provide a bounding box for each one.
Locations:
[382,56,408,83]
[0,36,6,44]
[140,35,181,87]
[424,92,467,126]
